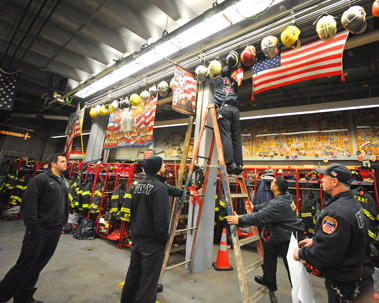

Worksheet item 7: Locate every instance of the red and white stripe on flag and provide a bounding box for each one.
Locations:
[64,104,81,157]
[251,30,349,99]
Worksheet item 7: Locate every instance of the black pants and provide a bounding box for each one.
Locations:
[325,277,375,303]
[121,238,165,303]
[262,237,292,289]
[217,105,243,166]
[262,233,304,289]
[0,225,62,303]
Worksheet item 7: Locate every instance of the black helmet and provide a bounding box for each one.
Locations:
[221,66,231,78]
[226,51,239,68]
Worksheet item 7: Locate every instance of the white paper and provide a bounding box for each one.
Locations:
[286,234,315,303]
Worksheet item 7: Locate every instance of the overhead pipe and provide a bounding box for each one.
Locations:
[9,113,69,121]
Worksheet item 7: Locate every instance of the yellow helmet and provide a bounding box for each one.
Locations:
[261,36,280,58]
[170,77,175,90]
[208,60,222,78]
[107,104,114,114]
[281,26,301,48]
[89,108,97,118]
[140,90,151,102]
[316,16,337,41]
[158,81,169,97]
[98,105,108,116]
[130,93,141,107]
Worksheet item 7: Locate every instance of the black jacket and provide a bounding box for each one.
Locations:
[130,174,183,244]
[239,192,304,243]
[298,190,374,284]
[21,169,70,233]
[208,76,239,107]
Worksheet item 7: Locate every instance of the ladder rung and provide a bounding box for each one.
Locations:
[244,259,264,275]
[204,125,214,130]
[195,164,220,168]
[175,226,197,234]
[196,155,210,160]
[249,286,268,303]
[230,193,248,198]
[165,259,191,270]
[228,173,243,176]
[239,235,260,247]
[169,244,187,254]
[184,193,204,197]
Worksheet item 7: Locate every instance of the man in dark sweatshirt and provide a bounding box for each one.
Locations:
[0,153,69,303]
[120,155,196,303]
[209,65,243,175]
[227,176,304,292]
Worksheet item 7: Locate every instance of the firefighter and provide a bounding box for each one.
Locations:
[294,163,375,302]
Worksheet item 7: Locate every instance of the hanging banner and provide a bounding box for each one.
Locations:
[172,65,197,116]
[103,95,158,149]
[0,68,21,111]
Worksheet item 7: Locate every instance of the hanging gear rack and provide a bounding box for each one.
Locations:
[159,104,277,302]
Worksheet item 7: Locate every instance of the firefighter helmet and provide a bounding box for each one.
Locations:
[98,105,108,116]
[208,60,222,78]
[240,45,256,67]
[170,77,175,90]
[373,0,379,17]
[195,65,208,83]
[226,50,239,69]
[89,108,97,118]
[121,97,130,109]
[158,81,169,97]
[94,105,102,116]
[107,104,114,114]
[281,25,301,48]
[261,36,280,59]
[149,85,157,97]
[140,90,150,102]
[316,15,337,41]
[341,6,367,34]
[110,100,118,111]
[130,94,141,106]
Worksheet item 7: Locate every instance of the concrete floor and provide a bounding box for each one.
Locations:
[0,219,328,303]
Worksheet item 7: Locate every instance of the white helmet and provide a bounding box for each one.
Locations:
[140,90,151,102]
[195,65,208,83]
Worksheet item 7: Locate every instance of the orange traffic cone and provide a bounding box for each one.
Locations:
[212,228,233,271]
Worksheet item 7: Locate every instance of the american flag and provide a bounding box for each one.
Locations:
[0,68,21,111]
[251,30,349,100]
[172,65,197,115]
[64,104,81,157]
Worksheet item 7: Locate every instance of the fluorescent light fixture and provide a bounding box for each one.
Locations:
[240,104,379,120]
[51,132,90,139]
[75,0,285,99]
[154,122,189,129]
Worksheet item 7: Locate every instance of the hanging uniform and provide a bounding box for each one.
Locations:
[79,178,92,211]
[110,181,128,219]
[89,177,104,213]
[301,191,316,236]
[351,186,379,243]
[119,180,138,222]
[4,167,18,190]
[73,174,85,210]
[10,175,31,206]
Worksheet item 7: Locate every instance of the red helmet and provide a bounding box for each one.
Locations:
[240,45,256,67]
[373,0,379,17]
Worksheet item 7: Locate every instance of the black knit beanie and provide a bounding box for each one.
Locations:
[144,156,163,174]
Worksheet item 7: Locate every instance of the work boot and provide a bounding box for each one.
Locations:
[13,288,44,303]
[254,275,277,291]
[13,297,44,303]
[226,163,239,175]
[235,165,244,175]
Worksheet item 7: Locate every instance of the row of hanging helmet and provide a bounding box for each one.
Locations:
[89,79,175,118]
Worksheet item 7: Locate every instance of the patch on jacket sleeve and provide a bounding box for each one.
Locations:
[322,216,338,234]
